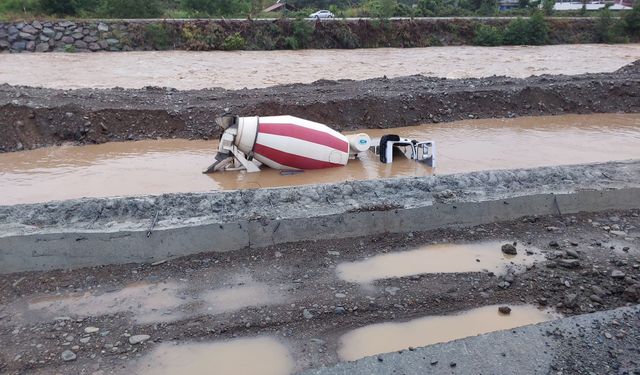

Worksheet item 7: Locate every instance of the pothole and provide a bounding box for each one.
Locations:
[336,241,543,283]
[202,282,288,315]
[130,337,294,375]
[28,281,183,324]
[337,304,559,361]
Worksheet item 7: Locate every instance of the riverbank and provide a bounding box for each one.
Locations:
[0,17,634,53]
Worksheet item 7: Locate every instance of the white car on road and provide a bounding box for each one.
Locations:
[309,10,335,19]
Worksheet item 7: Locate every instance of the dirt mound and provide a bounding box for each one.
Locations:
[1,67,639,153]
[615,59,640,74]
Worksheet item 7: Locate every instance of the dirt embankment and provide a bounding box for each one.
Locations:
[1,61,639,153]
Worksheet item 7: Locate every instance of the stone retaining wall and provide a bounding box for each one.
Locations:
[0,20,127,52]
[0,17,606,53]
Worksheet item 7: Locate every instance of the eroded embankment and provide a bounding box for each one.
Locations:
[1,61,639,152]
[1,160,639,272]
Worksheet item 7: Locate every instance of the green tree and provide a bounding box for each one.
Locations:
[39,0,76,15]
[477,0,496,15]
[379,0,397,17]
[99,0,163,18]
[541,0,554,16]
[596,7,615,43]
[473,24,503,45]
[623,1,640,37]
[181,0,250,16]
[418,0,442,15]
[527,12,549,44]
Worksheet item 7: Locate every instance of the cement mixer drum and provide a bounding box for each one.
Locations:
[236,116,350,170]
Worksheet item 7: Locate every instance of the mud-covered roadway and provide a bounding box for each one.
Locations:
[1,60,640,153]
[0,209,639,374]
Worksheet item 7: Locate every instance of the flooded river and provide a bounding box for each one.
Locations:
[0,44,639,90]
[1,113,639,205]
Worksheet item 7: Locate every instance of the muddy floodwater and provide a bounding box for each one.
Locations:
[0,44,639,90]
[1,113,639,205]
[130,337,294,375]
[336,241,542,284]
[338,304,559,361]
[1,113,639,204]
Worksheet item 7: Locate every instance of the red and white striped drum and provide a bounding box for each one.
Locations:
[235,115,350,170]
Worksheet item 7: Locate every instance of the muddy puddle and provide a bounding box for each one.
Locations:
[24,278,286,324]
[1,44,639,90]
[336,241,542,284]
[130,337,294,375]
[28,281,184,324]
[338,304,559,361]
[1,113,639,204]
[202,281,288,314]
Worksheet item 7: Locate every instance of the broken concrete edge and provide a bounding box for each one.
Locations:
[298,304,640,375]
[1,160,639,273]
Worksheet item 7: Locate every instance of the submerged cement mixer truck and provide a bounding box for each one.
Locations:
[204,114,435,173]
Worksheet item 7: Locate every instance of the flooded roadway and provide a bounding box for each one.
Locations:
[1,113,639,205]
[0,44,639,90]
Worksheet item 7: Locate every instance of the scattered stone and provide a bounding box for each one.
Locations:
[611,270,626,279]
[565,249,579,259]
[589,294,604,304]
[610,230,627,236]
[564,293,578,308]
[334,306,346,315]
[430,360,438,365]
[335,293,346,298]
[128,334,150,345]
[61,350,76,362]
[385,287,400,296]
[558,259,580,268]
[604,332,612,339]
[303,309,313,319]
[450,362,457,368]
[549,241,560,248]
[84,327,99,334]
[498,306,511,315]
[501,243,517,255]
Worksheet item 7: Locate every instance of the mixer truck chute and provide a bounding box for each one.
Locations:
[204,114,434,173]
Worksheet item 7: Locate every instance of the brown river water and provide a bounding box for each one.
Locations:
[1,113,639,205]
[1,44,639,90]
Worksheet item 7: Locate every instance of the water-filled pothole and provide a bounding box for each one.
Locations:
[28,281,183,324]
[131,337,294,375]
[338,304,558,361]
[336,241,542,283]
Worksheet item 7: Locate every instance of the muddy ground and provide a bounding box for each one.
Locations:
[0,209,638,374]
[1,60,639,153]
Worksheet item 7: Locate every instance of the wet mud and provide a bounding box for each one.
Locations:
[0,209,638,375]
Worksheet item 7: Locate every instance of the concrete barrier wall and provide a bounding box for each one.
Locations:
[2,187,638,274]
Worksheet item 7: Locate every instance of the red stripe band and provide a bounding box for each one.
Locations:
[254,143,344,170]
[258,123,349,153]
